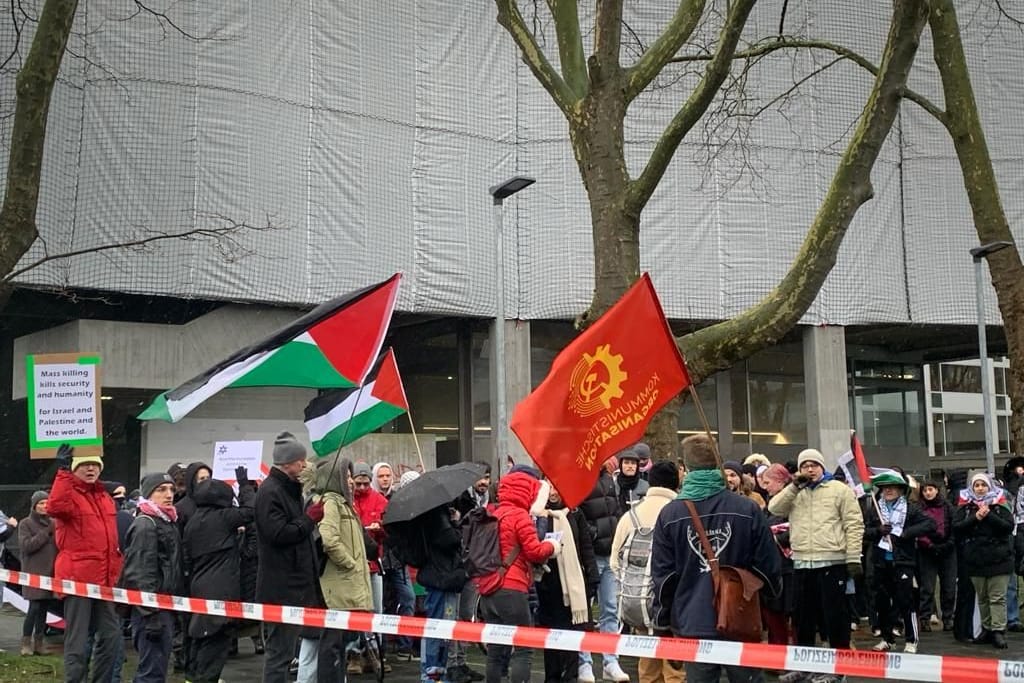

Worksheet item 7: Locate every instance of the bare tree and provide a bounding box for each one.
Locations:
[495,0,930,456]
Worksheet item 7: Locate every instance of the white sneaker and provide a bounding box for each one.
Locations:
[929,614,941,626]
[904,642,917,654]
[871,639,892,651]
[603,661,630,682]
[850,621,859,631]
[578,663,596,683]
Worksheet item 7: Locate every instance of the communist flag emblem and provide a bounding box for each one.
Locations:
[510,274,691,509]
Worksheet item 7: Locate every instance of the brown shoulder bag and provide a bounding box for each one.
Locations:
[683,500,764,642]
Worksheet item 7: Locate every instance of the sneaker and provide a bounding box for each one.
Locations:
[871,640,892,652]
[1008,622,1024,633]
[603,661,630,682]
[904,642,917,654]
[850,621,858,631]
[778,672,810,683]
[870,627,881,637]
[578,663,596,683]
[929,614,941,626]
[893,627,903,638]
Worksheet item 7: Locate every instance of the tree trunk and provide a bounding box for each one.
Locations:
[929,0,1024,454]
[0,0,79,301]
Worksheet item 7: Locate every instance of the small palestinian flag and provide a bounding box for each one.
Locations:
[304,348,408,456]
[139,274,401,423]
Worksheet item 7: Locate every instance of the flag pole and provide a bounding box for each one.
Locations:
[320,384,369,491]
[405,411,426,472]
[686,384,729,482]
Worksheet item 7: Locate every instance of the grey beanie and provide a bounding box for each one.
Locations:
[273,431,306,465]
[140,472,175,498]
[30,490,48,508]
[352,462,372,480]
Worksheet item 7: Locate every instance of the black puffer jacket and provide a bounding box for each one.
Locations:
[255,467,319,606]
[120,509,183,617]
[578,472,623,557]
[863,499,935,568]
[953,500,1015,577]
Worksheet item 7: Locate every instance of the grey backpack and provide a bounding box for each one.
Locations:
[616,506,655,633]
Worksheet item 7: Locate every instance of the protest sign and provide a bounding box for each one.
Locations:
[27,353,103,460]
[212,440,266,482]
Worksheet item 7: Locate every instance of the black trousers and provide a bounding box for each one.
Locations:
[872,561,918,644]
[479,589,532,683]
[317,628,357,683]
[23,599,52,638]
[536,598,580,683]
[953,547,978,641]
[191,627,232,683]
[793,564,851,649]
[917,550,956,621]
[262,622,302,683]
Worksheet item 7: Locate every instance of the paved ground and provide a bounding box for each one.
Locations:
[0,604,1016,682]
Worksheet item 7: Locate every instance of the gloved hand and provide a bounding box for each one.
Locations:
[879,523,893,536]
[846,562,863,581]
[543,537,562,558]
[143,615,164,642]
[55,444,74,471]
[306,501,325,523]
[793,473,812,489]
[234,466,249,487]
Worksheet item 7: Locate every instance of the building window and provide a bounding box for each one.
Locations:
[849,360,926,448]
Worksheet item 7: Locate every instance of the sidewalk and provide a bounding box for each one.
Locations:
[0,604,1014,682]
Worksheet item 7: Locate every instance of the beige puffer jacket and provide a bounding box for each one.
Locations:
[767,479,864,563]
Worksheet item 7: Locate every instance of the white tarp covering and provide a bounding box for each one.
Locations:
[1,1,1021,326]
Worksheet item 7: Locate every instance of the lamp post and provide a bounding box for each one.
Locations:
[969,240,1014,474]
[488,176,535,474]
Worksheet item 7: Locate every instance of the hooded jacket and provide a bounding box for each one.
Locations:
[47,469,123,587]
[309,456,373,611]
[370,462,395,498]
[352,483,388,574]
[651,489,780,639]
[120,505,183,617]
[175,462,212,532]
[255,465,320,606]
[494,472,558,593]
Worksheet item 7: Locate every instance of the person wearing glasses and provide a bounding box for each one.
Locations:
[768,449,865,683]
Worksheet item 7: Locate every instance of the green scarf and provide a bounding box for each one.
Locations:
[677,469,726,501]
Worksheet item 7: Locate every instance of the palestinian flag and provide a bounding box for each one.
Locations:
[138,274,401,423]
[304,348,408,456]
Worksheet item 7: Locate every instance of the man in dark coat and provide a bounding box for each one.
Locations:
[184,468,255,683]
[652,435,780,683]
[255,432,323,683]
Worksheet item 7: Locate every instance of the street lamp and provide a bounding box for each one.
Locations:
[970,240,1014,474]
[488,176,535,475]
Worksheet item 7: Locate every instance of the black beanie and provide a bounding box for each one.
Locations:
[648,461,680,491]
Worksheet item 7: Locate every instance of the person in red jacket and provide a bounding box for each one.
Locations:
[480,470,561,683]
[47,444,124,683]
[351,462,390,674]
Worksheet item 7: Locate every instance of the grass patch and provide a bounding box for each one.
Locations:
[0,652,62,681]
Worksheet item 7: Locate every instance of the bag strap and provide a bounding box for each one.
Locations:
[683,500,720,588]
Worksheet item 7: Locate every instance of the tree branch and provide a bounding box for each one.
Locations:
[671,37,946,123]
[624,0,707,102]
[627,0,756,213]
[549,0,588,97]
[495,0,579,114]
[0,0,79,284]
[677,0,931,383]
[3,218,280,283]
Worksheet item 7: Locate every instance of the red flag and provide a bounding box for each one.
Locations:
[837,432,873,498]
[510,274,691,508]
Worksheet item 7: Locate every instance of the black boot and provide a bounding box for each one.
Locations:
[993,631,1008,649]
[973,629,993,644]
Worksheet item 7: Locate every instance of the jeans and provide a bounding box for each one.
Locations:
[1007,574,1020,626]
[262,622,302,683]
[296,636,318,683]
[450,580,479,667]
[478,589,532,683]
[63,596,121,683]
[421,588,458,682]
[684,662,765,683]
[384,567,416,650]
[579,555,620,669]
[130,610,174,683]
[793,564,851,649]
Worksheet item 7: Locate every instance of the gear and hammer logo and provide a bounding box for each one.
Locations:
[567,344,628,417]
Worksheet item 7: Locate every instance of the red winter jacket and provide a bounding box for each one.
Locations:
[353,487,389,573]
[495,472,556,593]
[47,469,123,588]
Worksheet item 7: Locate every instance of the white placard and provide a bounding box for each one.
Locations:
[32,362,98,441]
[212,440,265,482]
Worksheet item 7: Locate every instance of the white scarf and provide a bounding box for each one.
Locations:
[548,509,589,625]
[877,496,907,552]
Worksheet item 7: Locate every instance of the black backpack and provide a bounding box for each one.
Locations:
[460,507,519,595]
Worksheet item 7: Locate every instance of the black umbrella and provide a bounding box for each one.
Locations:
[382,462,488,524]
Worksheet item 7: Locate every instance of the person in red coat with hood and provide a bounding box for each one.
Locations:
[47,445,123,683]
[479,471,561,683]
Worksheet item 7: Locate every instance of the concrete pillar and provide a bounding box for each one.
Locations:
[489,319,532,472]
[715,371,734,457]
[803,325,851,466]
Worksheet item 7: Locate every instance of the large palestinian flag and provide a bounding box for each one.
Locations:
[304,348,408,456]
[138,274,401,423]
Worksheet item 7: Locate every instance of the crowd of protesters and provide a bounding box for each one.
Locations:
[11,434,1024,683]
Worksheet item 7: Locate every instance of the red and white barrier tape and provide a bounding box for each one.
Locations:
[1,568,1020,682]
